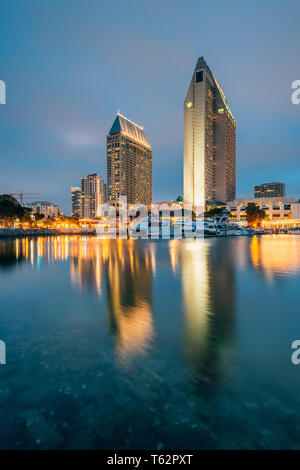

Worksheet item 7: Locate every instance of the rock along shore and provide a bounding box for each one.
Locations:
[0,228,96,239]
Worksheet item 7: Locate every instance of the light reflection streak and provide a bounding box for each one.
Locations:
[250,235,300,279]
[7,236,156,364]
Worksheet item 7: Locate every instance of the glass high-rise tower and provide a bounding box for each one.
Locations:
[184,57,236,208]
[71,186,81,218]
[107,112,152,206]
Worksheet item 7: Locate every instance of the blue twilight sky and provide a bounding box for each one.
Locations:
[0,0,299,214]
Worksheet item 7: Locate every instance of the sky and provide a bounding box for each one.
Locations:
[0,0,299,214]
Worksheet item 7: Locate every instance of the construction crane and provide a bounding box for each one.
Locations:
[9,192,42,206]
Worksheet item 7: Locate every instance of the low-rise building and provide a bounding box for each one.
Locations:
[226,197,300,228]
[27,201,61,219]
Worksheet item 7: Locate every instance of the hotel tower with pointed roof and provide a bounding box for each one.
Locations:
[106,112,152,205]
[184,57,236,209]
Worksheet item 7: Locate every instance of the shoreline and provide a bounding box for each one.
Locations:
[0,228,96,239]
[1,228,299,240]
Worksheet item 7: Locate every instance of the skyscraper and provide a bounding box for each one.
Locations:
[80,173,101,219]
[254,182,285,198]
[184,57,236,208]
[71,187,81,218]
[107,112,152,206]
[99,176,105,204]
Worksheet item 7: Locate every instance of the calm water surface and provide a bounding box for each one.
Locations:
[1,235,300,449]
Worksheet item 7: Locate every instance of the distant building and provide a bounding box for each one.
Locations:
[27,201,61,219]
[107,112,152,206]
[71,187,81,218]
[80,173,101,219]
[184,57,236,208]
[254,182,285,198]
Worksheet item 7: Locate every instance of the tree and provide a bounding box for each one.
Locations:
[58,215,80,226]
[204,207,229,218]
[246,203,266,227]
[0,194,26,227]
[20,207,33,228]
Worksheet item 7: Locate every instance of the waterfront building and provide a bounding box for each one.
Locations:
[107,112,152,206]
[226,197,300,227]
[71,187,81,218]
[184,57,236,208]
[254,182,285,198]
[80,173,101,219]
[27,201,61,219]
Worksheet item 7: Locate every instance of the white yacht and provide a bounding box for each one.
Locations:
[128,214,170,238]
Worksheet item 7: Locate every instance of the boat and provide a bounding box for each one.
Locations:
[128,216,217,238]
[128,214,170,238]
[240,227,251,236]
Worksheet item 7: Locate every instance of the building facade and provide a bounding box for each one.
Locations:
[226,197,300,222]
[254,182,285,198]
[80,173,101,219]
[27,201,61,219]
[71,187,81,218]
[99,177,105,204]
[107,112,152,206]
[184,57,236,209]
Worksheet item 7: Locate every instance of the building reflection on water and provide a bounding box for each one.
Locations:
[103,240,155,362]
[2,235,300,376]
[69,237,155,363]
[169,239,236,387]
[0,236,155,364]
[0,237,70,269]
[250,235,300,280]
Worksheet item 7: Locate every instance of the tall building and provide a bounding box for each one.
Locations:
[99,176,105,204]
[254,182,285,198]
[80,173,101,219]
[184,57,236,208]
[107,112,152,206]
[71,187,81,218]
